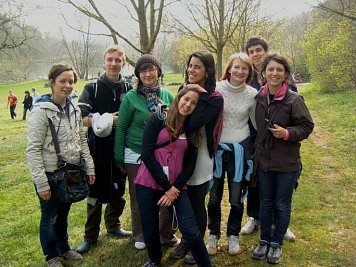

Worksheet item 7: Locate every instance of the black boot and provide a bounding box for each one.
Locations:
[76,240,97,254]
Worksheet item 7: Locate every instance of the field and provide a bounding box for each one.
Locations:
[0,76,355,266]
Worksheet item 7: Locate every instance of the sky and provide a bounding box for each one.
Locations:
[21,0,319,39]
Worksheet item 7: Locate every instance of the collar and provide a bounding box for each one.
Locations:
[261,82,289,101]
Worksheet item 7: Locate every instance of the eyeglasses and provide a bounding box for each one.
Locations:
[140,68,157,75]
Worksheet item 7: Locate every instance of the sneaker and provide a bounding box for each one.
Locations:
[143,260,161,267]
[252,240,268,260]
[184,250,196,265]
[284,228,296,242]
[228,235,241,255]
[60,250,82,260]
[135,241,146,250]
[206,234,218,255]
[241,217,259,234]
[47,257,63,267]
[169,239,189,259]
[266,242,282,264]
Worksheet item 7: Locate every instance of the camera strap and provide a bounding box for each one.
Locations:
[48,118,66,168]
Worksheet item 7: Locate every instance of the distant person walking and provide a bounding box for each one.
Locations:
[22,91,33,120]
[31,88,41,108]
[7,90,18,119]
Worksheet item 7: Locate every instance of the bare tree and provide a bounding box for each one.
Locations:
[0,0,37,54]
[60,18,99,79]
[314,0,356,21]
[57,0,176,66]
[171,0,258,77]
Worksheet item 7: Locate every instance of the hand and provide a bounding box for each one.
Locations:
[112,112,119,126]
[120,166,126,174]
[269,124,286,139]
[157,195,172,207]
[39,189,51,201]
[88,175,96,185]
[164,186,180,202]
[184,83,207,93]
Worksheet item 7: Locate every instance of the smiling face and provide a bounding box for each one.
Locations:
[247,44,267,70]
[103,51,125,81]
[139,63,159,88]
[187,56,206,87]
[264,60,288,92]
[51,71,75,104]
[178,90,199,117]
[229,58,250,86]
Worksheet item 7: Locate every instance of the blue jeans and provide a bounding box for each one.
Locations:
[258,168,298,245]
[37,174,72,261]
[207,151,244,237]
[187,180,212,236]
[136,185,211,267]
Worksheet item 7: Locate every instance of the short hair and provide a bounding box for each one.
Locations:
[245,36,269,54]
[220,52,253,83]
[103,45,126,64]
[48,63,78,84]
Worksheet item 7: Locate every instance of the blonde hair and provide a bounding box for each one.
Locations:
[220,52,253,83]
[103,45,126,64]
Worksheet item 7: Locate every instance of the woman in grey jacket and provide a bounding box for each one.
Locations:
[26,64,95,267]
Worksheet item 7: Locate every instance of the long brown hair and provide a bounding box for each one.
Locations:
[165,88,201,148]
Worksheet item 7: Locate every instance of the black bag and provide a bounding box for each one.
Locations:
[53,160,89,203]
[48,118,89,203]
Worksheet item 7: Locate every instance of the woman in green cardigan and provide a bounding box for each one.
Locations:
[114,54,176,250]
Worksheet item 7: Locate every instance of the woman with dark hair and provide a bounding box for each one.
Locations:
[136,87,211,267]
[169,51,224,264]
[22,90,33,120]
[26,64,95,267]
[251,54,314,264]
[114,54,177,250]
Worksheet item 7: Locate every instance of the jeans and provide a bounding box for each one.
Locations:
[136,185,211,267]
[207,151,244,237]
[187,180,212,236]
[258,168,298,245]
[37,174,72,261]
[126,163,175,244]
[246,184,260,220]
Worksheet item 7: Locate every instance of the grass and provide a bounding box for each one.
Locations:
[0,77,355,266]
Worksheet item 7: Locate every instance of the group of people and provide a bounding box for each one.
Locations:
[26,36,314,267]
[7,87,41,120]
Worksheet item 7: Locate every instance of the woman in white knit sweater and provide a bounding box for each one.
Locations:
[206,53,257,256]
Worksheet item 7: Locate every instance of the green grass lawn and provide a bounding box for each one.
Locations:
[0,78,355,266]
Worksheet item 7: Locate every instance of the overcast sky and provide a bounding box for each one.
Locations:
[22,0,319,39]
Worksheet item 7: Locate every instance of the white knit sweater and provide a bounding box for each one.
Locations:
[216,79,257,144]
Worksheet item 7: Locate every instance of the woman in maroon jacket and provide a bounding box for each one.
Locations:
[252,54,314,264]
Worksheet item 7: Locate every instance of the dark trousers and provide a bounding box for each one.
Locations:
[126,163,175,244]
[10,104,16,119]
[23,107,30,120]
[187,180,211,237]
[258,168,298,245]
[246,184,260,220]
[83,198,126,242]
[207,151,244,237]
[136,185,211,267]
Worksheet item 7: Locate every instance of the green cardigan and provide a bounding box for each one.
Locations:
[114,87,174,168]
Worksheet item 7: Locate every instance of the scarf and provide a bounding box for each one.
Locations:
[137,84,162,112]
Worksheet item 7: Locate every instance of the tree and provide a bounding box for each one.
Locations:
[171,0,265,78]
[302,19,355,92]
[60,19,100,80]
[0,0,37,53]
[57,0,173,66]
[314,0,356,21]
